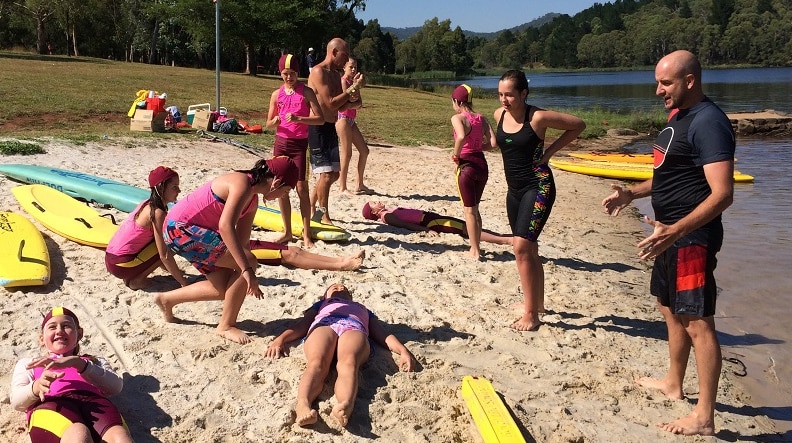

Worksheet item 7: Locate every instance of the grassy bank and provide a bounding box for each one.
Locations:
[0,51,666,149]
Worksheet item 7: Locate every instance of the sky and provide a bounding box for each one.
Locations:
[355,0,600,33]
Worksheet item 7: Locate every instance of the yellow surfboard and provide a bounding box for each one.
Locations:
[0,211,50,287]
[253,205,351,241]
[549,158,754,183]
[461,376,526,443]
[12,185,120,248]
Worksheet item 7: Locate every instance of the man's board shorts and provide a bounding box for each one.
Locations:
[27,391,127,443]
[273,136,310,182]
[506,164,556,242]
[164,220,227,275]
[650,227,722,317]
[105,242,159,280]
[308,122,340,173]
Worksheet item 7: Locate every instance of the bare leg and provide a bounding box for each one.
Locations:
[296,180,315,248]
[312,171,339,225]
[636,301,689,400]
[350,125,371,193]
[275,194,295,244]
[153,279,220,322]
[296,327,337,427]
[511,237,543,331]
[209,268,252,344]
[463,205,482,260]
[281,247,365,271]
[480,230,513,246]
[336,119,355,196]
[331,330,370,428]
[61,423,92,443]
[101,424,134,443]
[125,260,162,290]
[657,314,720,436]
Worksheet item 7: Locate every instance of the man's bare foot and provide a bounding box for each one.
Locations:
[274,233,295,244]
[331,401,352,428]
[657,411,715,436]
[635,376,684,400]
[153,293,177,323]
[295,400,318,427]
[510,314,541,331]
[216,326,251,344]
[339,189,356,197]
[355,186,374,195]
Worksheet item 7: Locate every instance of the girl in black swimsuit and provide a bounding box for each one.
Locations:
[492,69,586,331]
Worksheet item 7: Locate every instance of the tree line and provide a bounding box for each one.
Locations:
[1,0,790,77]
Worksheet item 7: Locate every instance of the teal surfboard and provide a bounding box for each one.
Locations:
[0,164,149,212]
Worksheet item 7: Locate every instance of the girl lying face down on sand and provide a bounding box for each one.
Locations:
[265,283,417,428]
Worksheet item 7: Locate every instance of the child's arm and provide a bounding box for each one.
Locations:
[265,89,280,129]
[10,358,38,411]
[265,310,317,358]
[369,319,417,372]
[42,355,124,396]
[153,208,189,286]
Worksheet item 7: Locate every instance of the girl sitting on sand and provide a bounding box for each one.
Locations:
[265,283,417,428]
[10,307,133,443]
[105,166,188,290]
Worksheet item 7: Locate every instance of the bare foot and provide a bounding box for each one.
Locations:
[510,314,541,331]
[657,411,715,436]
[355,186,374,195]
[463,250,482,261]
[339,189,356,197]
[319,216,334,226]
[635,376,684,400]
[331,401,352,428]
[274,233,295,244]
[216,326,252,344]
[153,293,177,323]
[125,278,150,291]
[509,302,546,315]
[295,400,318,427]
[340,252,365,271]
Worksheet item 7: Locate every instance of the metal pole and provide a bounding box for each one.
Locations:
[215,0,221,112]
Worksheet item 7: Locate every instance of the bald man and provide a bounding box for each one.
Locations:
[307,38,364,225]
[602,50,735,436]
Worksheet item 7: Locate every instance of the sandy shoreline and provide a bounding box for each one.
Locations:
[0,134,780,442]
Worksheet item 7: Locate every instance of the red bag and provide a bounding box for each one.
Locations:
[146,97,167,114]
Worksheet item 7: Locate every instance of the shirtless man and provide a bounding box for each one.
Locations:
[307,37,364,225]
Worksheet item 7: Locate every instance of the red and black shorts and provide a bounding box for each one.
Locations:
[650,227,722,317]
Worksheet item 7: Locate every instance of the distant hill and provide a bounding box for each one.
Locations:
[381,12,561,41]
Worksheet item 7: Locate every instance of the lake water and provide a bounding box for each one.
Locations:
[448,67,792,114]
[454,67,792,437]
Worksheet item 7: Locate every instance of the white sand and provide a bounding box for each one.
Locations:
[0,135,776,442]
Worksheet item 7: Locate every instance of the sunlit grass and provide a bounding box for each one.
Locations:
[1,50,666,149]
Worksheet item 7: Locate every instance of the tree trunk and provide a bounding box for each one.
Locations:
[71,26,79,57]
[149,19,159,64]
[37,19,46,54]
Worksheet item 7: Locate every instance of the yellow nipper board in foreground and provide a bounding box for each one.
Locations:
[12,185,119,248]
[461,376,526,443]
[0,211,50,287]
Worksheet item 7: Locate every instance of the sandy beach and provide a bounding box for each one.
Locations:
[0,134,779,442]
